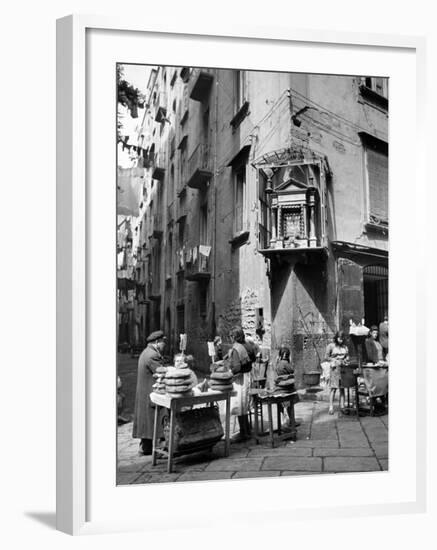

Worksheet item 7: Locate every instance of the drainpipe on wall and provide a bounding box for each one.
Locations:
[212,71,219,336]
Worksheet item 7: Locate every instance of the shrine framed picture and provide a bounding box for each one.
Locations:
[56,15,427,535]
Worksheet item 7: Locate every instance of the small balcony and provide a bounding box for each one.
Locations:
[176,248,185,273]
[152,150,166,180]
[149,282,161,301]
[169,129,176,159]
[258,193,326,263]
[188,68,214,102]
[180,86,189,125]
[154,92,168,123]
[152,212,163,238]
[167,203,174,225]
[185,245,211,281]
[187,143,212,190]
[176,198,187,223]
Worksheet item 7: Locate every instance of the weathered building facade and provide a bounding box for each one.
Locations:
[120,66,388,384]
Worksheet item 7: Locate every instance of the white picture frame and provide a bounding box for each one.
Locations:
[56,14,427,535]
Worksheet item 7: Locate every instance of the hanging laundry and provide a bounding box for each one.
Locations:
[199,245,211,257]
[186,248,192,264]
[117,167,142,216]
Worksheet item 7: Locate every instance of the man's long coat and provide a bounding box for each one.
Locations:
[132,344,165,439]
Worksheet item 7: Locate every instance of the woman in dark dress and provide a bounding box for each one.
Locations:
[325,331,349,415]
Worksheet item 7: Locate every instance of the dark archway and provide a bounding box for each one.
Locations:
[363,264,388,327]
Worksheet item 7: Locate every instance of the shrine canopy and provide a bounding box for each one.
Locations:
[254,146,330,253]
[252,145,330,172]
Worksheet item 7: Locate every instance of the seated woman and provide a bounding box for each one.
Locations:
[276,346,294,376]
[365,326,388,366]
[275,347,297,428]
[325,331,349,415]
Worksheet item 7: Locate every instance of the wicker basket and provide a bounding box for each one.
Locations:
[163,406,223,454]
[303,371,321,386]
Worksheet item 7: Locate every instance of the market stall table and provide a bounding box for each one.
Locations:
[358,364,389,416]
[250,389,299,447]
[150,390,236,473]
[339,363,389,416]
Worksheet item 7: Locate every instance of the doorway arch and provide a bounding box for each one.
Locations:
[363,264,388,327]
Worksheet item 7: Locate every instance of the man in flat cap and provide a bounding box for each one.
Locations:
[132,330,167,455]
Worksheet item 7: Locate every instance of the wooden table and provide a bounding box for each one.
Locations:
[150,390,235,473]
[250,390,298,448]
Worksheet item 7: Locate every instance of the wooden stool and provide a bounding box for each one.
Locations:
[252,392,298,448]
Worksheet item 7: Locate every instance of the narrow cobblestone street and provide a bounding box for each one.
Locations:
[117,397,388,484]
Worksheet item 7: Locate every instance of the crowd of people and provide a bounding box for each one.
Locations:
[323,312,389,414]
[129,314,389,455]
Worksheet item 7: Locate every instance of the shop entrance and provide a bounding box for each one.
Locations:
[363,265,388,327]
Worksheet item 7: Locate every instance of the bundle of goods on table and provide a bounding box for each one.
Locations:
[152,355,234,398]
[274,373,296,392]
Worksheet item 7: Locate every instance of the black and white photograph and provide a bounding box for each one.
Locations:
[116,64,389,485]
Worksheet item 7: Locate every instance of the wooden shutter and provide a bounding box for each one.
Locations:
[367,145,388,222]
[337,259,364,334]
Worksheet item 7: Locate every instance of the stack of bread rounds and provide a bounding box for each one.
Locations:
[208,370,234,392]
[152,365,168,394]
[274,373,295,392]
[165,366,194,397]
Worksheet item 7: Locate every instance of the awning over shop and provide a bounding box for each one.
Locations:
[331,241,388,264]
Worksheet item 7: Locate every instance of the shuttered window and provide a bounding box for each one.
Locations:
[362,134,388,225]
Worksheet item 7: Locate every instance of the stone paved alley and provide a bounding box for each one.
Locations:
[117,398,388,485]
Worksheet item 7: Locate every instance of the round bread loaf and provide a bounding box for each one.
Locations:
[166,384,192,393]
[165,369,192,380]
[210,371,233,381]
[166,391,193,398]
[276,374,293,382]
[212,365,228,373]
[276,382,296,390]
[165,377,193,387]
[208,383,233,392]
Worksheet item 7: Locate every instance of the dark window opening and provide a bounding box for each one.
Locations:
[363,265,388,328]
[199,284,208,318]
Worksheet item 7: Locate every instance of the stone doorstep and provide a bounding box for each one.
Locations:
[323,457,381,472]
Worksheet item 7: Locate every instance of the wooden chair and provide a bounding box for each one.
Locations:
[340,364,359,417]
[249,360,268,431]
[356,366,389,416]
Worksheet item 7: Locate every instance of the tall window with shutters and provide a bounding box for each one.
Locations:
[235,71,246,113]
[361,77,388,99]
[234,166,246,235]
[362,134,388,228]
